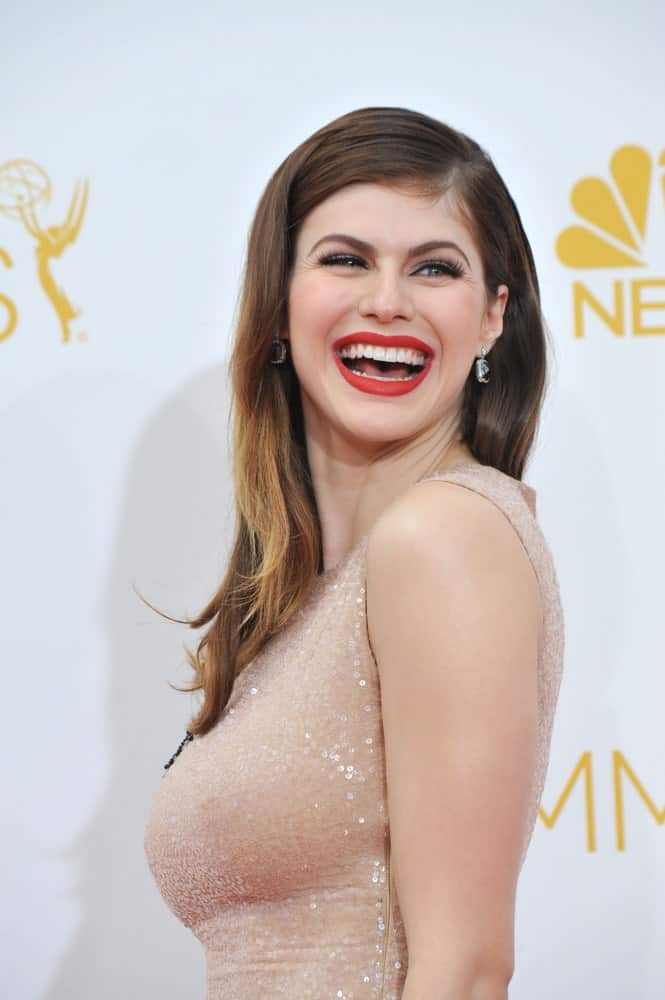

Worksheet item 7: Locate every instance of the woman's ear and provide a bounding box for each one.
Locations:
[485,284,509,341]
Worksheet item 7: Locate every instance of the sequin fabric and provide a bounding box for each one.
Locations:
[144,461,565,999]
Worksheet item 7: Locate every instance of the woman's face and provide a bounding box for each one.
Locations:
[286,181,508,459]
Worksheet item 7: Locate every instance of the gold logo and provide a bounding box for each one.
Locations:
[0,159,88,343]
[556,145,665,336]
[539,751,665,852]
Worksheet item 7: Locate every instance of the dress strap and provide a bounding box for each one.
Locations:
[414,461,538,518]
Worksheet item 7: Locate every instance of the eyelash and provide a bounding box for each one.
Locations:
[316,252,465,278]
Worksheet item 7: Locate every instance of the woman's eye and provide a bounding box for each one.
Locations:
[415,259,464,278]
[318,253,365,268]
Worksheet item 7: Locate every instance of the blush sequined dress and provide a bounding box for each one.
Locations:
[144,461,565,1000]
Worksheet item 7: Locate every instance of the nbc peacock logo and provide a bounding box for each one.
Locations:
[556,145,665,338]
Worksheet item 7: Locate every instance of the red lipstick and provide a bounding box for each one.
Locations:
[332,331,434,398]
[333,331,434,354]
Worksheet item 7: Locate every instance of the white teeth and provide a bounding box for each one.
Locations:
[349,369,418,382]
[338,343,427,365]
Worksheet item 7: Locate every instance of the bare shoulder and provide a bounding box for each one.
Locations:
[367,477,541,611]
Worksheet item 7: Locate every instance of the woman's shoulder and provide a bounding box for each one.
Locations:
[365,459,553,599]
[412,459,538,519]
[368,461,535,564]
[368,460,537,545]
[365,460,545,653]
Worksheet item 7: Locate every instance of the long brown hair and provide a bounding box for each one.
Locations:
[163,106,550,735]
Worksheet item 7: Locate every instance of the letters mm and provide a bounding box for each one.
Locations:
[537,751,665,851]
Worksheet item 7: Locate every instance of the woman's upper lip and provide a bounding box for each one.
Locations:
[332,331,434,356]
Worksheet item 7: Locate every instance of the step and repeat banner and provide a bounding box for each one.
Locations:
[2,2,663,998]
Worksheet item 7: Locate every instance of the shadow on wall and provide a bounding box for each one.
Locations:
[38,362,234,999]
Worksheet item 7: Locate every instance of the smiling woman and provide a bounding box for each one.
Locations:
[286,181,509,469]
[143,107,564,1000]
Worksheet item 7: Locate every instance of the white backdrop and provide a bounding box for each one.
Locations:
[2,2,664,997]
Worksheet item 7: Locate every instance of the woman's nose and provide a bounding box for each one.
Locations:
[357,268,415,323]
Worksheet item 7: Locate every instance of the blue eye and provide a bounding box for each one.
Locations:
[416,259,465,278]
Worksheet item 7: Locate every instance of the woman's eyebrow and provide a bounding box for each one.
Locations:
[308,233,471,268]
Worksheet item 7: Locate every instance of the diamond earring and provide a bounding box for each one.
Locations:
[270,337,289,365]
[475,345,490,383]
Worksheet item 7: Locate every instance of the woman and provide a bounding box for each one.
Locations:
[144,106,565,1000]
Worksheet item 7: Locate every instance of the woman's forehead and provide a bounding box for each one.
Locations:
[295,182,479,261]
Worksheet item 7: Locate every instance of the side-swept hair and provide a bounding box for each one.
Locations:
[165,106,549,735]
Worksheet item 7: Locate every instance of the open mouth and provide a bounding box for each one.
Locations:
[337,344,428,382]
[339,355,425,381]
[332,336,433,397]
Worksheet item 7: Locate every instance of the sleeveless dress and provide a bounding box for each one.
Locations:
[144,461,565,1000]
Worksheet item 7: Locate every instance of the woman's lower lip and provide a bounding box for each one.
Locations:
[333,351,433,397]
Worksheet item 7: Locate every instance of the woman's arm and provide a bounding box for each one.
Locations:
[401,966,507,1000]
[366,480,543,998]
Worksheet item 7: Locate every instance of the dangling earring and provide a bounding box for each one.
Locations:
[475,345,490,383]
[270,337,289,365]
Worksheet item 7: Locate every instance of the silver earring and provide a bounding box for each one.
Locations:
[270,337,288,365]
[475,345,490,383]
